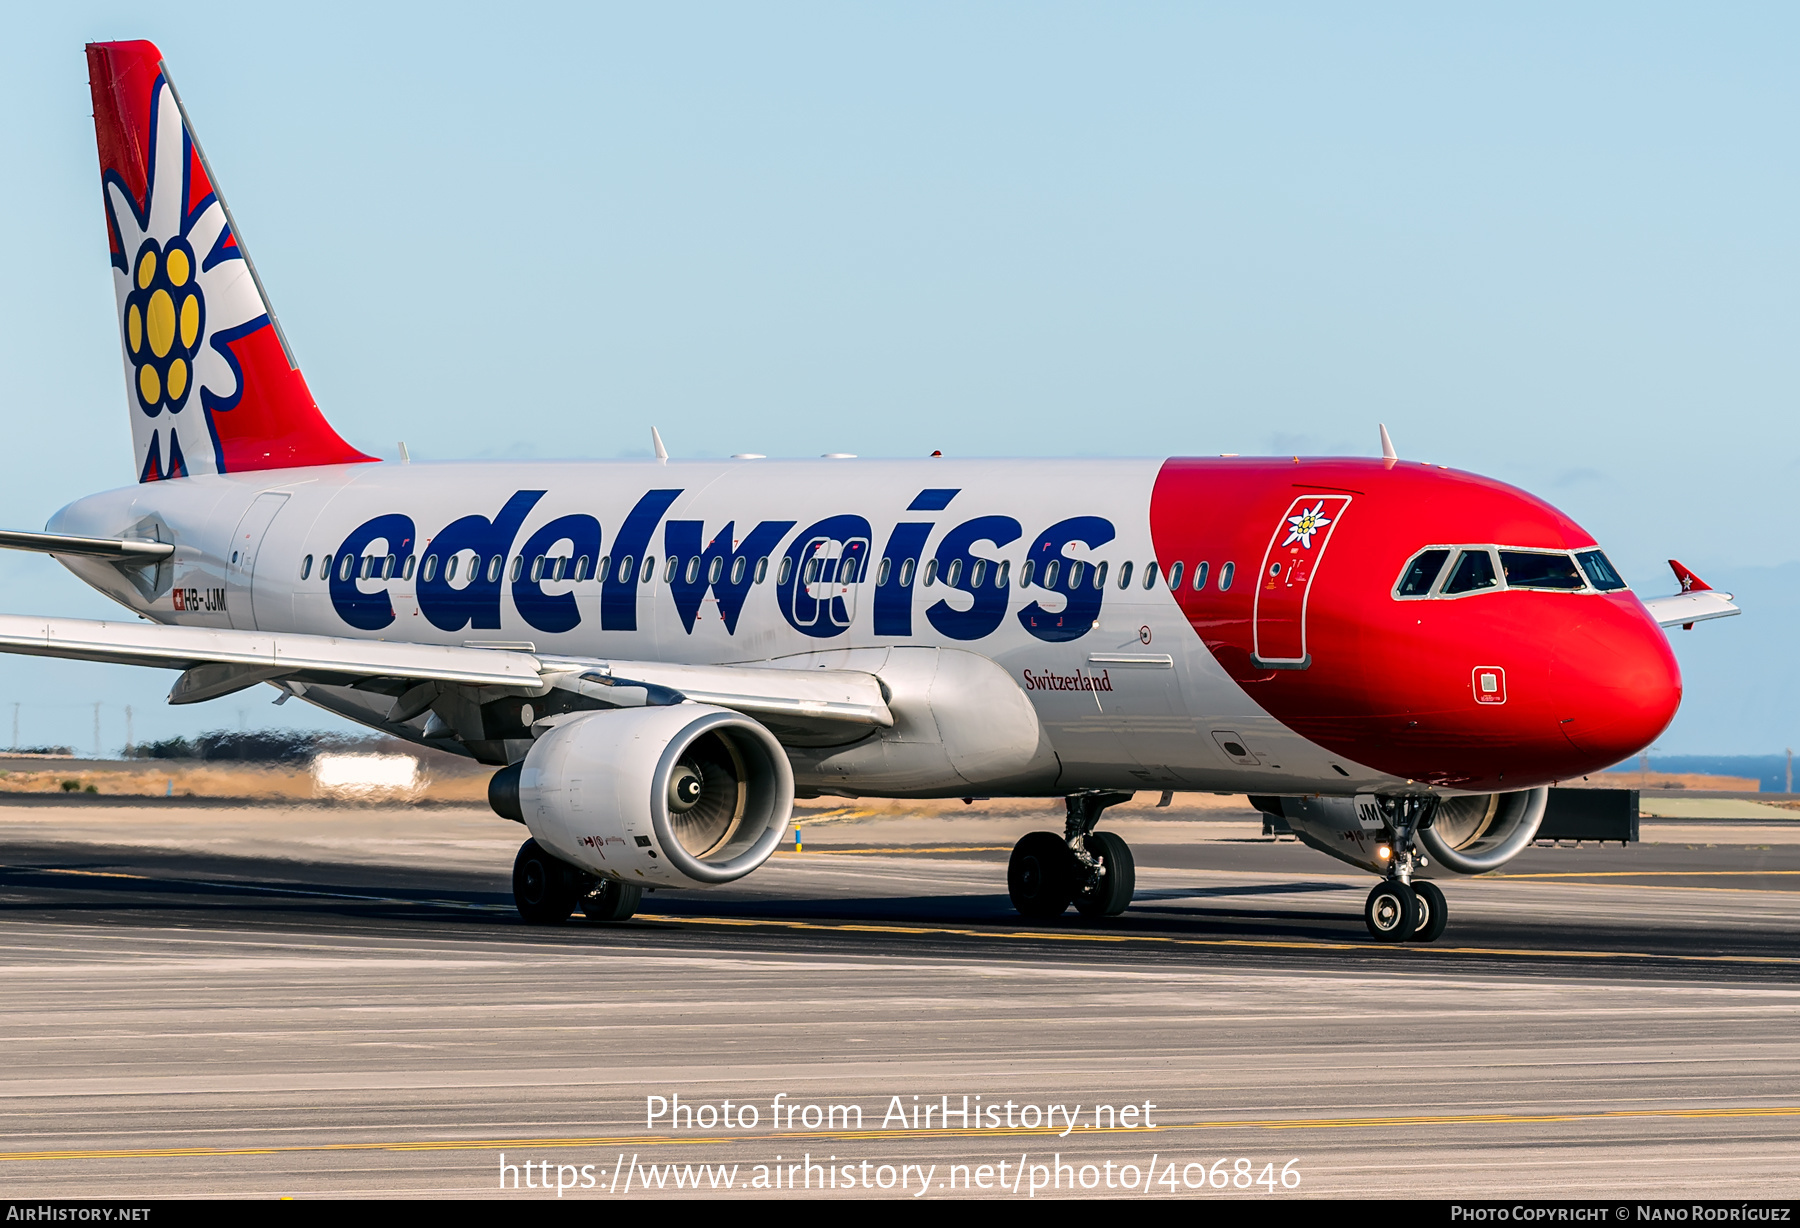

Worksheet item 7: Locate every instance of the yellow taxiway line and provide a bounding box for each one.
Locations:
[5,1104,1798,1164]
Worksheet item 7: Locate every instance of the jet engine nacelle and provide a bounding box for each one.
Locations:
[1416,788,1549,874]
[493,705,794,888]
[1255,787,1548,875]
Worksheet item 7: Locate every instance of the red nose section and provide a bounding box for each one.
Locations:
[1550,597,1683,765]
[1151,458,1683,790]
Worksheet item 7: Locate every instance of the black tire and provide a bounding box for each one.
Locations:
[512,838,583,925]
[583,879,644,922]
[1008,831,1075,919]
[1364,880,1418,942]
[1410,879,1447,943]
[1073,831,1135,919]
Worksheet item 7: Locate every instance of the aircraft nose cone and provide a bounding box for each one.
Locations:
[1550,599,1682,767]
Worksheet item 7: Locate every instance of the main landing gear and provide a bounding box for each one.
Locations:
[1008,791,1137,921]
[1361,797,1449,943]
[512,838,643,925]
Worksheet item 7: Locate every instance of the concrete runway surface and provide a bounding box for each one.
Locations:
[0,798,1797,1200]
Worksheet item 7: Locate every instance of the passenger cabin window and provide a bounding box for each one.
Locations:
[1396,549,1451,597]
[1117,561,1134,589]
[1192,561,1209,590]
[1143,563,1159,590]
[1443,549,1499,595]
[1167,561,1183,590]
[1499,551,1586,591]
[1219,561,1235,591]
[300,554,313,580]
[1576,549,1628,591]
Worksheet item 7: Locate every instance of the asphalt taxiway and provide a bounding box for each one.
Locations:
[1,799,1797,1199]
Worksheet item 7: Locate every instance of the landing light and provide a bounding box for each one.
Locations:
[1377,845,1392,861]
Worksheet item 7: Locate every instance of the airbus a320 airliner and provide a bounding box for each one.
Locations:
[3,41,1741,941]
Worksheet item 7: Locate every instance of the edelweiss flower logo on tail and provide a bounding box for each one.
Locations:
[86,41,373,481]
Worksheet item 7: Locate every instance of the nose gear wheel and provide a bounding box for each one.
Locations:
[1408,878,1448,943]
[1364,880,1418,942]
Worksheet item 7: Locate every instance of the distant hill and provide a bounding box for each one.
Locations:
[1601,754,1792,792]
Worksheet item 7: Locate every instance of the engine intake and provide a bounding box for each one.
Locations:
[497,705,793,888]
[1417,787,1548,874]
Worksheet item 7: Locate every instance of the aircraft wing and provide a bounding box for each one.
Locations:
[1642,589,1740,629]
[0,613,891,731]
[0,614,544,701]
[1642,559,1741,630]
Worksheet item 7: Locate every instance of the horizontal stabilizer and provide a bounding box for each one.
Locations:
[0,529,173,561]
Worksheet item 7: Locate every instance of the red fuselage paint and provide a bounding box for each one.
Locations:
[1150,458,1681,790]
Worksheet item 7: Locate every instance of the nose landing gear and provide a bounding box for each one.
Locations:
[1007,791,1138,921]
[1362,796,1449,943]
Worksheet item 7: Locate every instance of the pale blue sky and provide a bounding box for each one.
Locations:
[0,3,1792,753]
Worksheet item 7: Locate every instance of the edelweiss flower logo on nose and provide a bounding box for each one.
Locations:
[124,237,205,414]
[1282,501,1332,548]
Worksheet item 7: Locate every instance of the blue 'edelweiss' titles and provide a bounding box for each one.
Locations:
[328,489,1118,644]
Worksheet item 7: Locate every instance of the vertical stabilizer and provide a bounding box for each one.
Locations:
[86,41,374,481]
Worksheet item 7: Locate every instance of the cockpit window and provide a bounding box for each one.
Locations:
[1575,549,1628,592]
[1498,551,1586,591]
[1396,549,1451,597]
[1442,549,1499,595]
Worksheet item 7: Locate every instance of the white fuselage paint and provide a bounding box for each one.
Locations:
[46,458,1402,797]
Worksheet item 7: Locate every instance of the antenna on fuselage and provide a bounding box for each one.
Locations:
[652,427,669,464]
[1379,423,1398,465]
